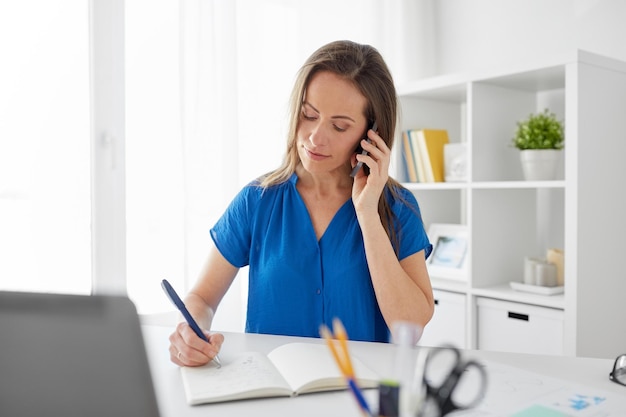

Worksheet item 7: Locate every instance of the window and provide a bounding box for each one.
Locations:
[0,1,91,294]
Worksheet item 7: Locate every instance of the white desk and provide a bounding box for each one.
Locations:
[141,325,626,416]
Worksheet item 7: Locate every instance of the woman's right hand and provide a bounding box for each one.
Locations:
[168,322,224,367]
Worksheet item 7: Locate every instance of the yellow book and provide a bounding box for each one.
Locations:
[402,130,418,182]
[416,129,449,182]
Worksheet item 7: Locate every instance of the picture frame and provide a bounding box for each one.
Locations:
[444,143,467,182]
[426,223,469,281]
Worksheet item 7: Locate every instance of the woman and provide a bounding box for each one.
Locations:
[169,40,434,367]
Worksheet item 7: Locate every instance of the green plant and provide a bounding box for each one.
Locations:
[512,109,564,150]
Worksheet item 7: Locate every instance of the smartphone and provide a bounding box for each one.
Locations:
[350,121,378,178]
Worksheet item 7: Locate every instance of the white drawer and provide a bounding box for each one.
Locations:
[420,289,466,348]
[476,297,563,355]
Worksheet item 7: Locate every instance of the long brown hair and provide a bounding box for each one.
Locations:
[260,40,406,253]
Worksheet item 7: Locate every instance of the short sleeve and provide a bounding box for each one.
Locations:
[210,183,262,268]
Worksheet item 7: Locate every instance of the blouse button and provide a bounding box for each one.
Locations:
[316,289,321,295]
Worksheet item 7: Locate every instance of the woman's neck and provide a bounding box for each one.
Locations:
[295,164,352,198]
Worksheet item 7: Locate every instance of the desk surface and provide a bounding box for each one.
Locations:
[142,325,626,416]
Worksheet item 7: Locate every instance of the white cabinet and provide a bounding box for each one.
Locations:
[396,50,626,358]
[420,289,466,349]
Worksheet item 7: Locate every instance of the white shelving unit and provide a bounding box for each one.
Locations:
[395,50,626,359]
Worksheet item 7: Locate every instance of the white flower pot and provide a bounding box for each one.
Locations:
[519,149,561,181]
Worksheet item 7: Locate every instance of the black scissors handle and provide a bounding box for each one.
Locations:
[423,346,487,416]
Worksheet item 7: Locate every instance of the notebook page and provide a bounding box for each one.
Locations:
[181,351,291,404]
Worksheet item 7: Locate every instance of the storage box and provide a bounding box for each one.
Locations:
[476,297,563,355]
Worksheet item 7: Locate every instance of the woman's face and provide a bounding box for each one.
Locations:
[296,70,368,176]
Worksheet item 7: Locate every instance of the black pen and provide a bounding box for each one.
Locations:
[161,279,222,368]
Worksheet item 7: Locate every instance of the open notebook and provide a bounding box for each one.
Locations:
[180,342,380,405]
[0,290,160,417]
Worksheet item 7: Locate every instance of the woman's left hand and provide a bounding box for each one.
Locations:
[351,127,390,214]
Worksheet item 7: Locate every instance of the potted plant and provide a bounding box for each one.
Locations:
[512,109,564,181]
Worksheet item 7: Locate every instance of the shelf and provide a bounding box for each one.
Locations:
[396,74,467,101]
[478,65,565,92]
[401,180,565,191]
[430,277,469,294]
[471,284,564,310]
[470,180,565,189]
[397,50,626,357]
[400,182,467,191]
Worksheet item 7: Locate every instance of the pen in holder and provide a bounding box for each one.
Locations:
[320,319,375,417]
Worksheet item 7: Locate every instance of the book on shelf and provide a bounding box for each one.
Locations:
[402,130,418,182]
[415,129,449,183]
[180,342,379,405]
[408,129,427,182]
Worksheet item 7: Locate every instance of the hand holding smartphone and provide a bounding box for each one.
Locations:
[350,121,378,178]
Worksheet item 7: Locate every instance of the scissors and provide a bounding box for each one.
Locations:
[414,345,487,417]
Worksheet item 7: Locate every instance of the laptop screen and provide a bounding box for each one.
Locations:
[0,291,160,417]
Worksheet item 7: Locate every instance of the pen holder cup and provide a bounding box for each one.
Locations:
[378,381,400,417]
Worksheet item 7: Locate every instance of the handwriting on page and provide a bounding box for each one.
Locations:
[183,352,290,398]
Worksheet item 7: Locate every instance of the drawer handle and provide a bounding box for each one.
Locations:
[508,312,529,321]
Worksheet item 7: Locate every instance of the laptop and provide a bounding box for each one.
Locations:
[0,291,161,417]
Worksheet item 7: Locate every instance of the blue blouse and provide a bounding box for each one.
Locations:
[210,173,431,342]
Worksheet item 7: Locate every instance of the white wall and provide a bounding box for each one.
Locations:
[432,0,626,77]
